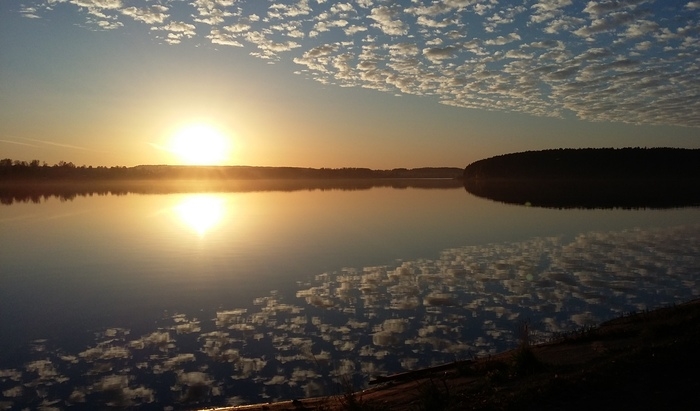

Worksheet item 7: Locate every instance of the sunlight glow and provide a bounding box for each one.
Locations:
[169,124,231,165]
[174,194,226,236]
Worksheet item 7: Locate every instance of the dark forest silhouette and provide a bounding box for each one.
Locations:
[462,148,700,209]
[0,159,462,180]
[463,147,699,180]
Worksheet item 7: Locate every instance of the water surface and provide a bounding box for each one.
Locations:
[1,183,698,409]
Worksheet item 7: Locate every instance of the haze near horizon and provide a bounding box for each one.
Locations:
[1,0,699,168]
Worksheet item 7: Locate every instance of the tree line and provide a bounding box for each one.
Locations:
[0,159,463,180]
[463,147,700,180]
[461,148,700,209]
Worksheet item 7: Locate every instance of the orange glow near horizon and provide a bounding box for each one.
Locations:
[168,124,232,166]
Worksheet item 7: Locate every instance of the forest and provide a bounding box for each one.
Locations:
[0,159,462,180]
[462,147,700,180]
[462,148,700,209]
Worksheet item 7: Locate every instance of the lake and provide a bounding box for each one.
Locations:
[1,181,699,409]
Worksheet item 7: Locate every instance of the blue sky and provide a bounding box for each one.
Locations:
[1,0,698,168]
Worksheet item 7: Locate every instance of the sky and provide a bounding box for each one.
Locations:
[0,0,699,169]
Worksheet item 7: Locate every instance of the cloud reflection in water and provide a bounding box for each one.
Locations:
[0,224,698,409]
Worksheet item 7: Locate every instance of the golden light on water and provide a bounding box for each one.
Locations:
[169,123,231,165]
[174,194,226,236]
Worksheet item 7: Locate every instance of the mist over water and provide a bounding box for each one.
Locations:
[1,185,698,409]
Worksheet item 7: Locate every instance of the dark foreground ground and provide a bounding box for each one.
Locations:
[202,299,700,411]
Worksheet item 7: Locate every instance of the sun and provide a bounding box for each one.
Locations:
[169,124,231,165]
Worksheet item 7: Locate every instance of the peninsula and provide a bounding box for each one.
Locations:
[462,148,700,209]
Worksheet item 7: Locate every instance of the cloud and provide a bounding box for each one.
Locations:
[121,5,168,24]
[152,21,197,44]
[422,45,459,62]
[582,0,650,17]
[344,24,367,36]
[70,0,122,9]
[269,0,312,19]
[208,29,244,47]
[0,139,41,148]
[368,5,408,36]
[484,32,521,45]
[19,6,41,19]
[530,0,572,23]
[574,8,651,38]
[504,49,533,59]
[416,15,457,28]
[20,137,103,152]
[13,1,700,128]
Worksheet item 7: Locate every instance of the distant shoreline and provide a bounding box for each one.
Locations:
[0,161,464,181]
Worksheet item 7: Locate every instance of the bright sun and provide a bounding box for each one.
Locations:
[169,124,231,165]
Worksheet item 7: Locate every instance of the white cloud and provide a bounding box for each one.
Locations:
[530,0,572,23]
[158,21,196,36]
[634,40,652,50]
[344,25,367,36]
[14,0,700,128]
[505,49,533,59]
[389,43,419,57]
[330,3,355,15]
[312,18,349,35]
[224,23,251,33]
[582,0,650,17]
[416,15,456,28]
[121,5,168,24]
[368,5,408,36]
[621,19,659,39]
[94,18,123,29]
[574,8,651,38]
[269,0,312,19]
[70,0,122,9]
[405,2,452,17]
[484,32,521,45]
[19,6,41,19]
[245,31,302,57]
[422,45,459,62]
[191,0,235,25]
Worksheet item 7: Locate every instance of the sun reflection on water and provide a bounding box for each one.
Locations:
[174,194,226,236]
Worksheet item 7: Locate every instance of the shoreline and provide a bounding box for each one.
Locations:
[204,298,700,410]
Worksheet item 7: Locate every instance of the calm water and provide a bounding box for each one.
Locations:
[1,183,699,409]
